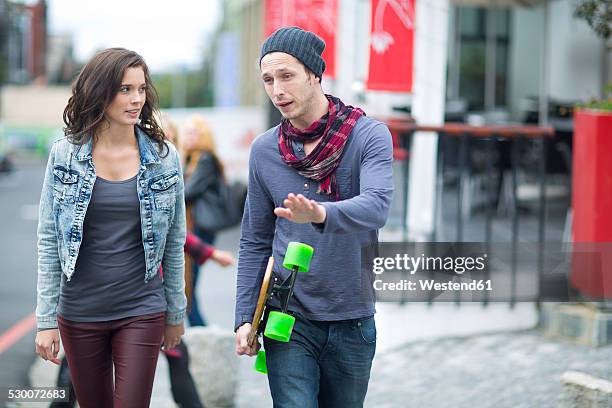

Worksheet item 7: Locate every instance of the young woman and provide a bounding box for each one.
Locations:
[181,115,225,326]
[35,48,186,407]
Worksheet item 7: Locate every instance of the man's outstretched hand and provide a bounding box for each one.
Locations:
[274,193,326,224]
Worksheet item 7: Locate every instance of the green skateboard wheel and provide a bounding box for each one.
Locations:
[264,311,296,342]
[283,242,314,272]
[254,350,268,374]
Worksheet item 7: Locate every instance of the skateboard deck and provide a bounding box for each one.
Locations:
[247,256,274,347]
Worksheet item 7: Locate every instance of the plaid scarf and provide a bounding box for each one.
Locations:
[278,94,365,201]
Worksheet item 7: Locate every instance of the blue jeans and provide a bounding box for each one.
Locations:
[263,312,376,408]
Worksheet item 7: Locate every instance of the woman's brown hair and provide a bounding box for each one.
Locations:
[63,47,167,156]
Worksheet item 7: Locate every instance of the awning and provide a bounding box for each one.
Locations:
[451,0,542,7]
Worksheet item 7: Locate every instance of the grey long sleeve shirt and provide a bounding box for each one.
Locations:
[234,116,394,331]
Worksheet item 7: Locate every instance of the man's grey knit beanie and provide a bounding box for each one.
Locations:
[260,26,326,78]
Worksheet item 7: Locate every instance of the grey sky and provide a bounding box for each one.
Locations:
[47,0,222,72]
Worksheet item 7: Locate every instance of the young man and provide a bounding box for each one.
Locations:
[235,26,394,407]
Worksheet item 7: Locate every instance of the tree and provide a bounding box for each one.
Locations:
[574,0,612,41]
[574,0,612,105]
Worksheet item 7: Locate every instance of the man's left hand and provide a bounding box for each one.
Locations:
[274,193,326,224]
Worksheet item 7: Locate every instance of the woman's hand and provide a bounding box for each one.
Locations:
[35,329,61,365]
[162,322,185,350]
[211,249,235,267]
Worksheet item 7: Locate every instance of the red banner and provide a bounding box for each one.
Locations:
[264,0,337,78]
[366,0,415,92]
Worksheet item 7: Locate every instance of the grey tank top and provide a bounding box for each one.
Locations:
[58,174,166,322]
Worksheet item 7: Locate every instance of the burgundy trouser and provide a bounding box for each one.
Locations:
[57,313,165,408]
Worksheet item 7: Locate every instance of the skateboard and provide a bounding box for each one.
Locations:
[248,241,314,374]
[247,256,274,348]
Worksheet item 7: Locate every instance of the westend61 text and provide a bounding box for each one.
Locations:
[373,279,493,292]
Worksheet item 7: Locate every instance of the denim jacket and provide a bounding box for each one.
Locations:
[36,126,187,329]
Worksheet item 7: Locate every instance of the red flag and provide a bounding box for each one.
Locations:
[366,0,415,92]
[264,0,337,78]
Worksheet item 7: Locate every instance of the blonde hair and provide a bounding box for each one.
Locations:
[183,115,224,178]
[159,112,179,146]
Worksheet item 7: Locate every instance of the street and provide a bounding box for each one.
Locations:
[0,159,42,390]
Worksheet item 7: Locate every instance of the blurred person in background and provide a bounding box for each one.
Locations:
[35,47,186,408]
[181,115,226,326]
[162,113,235,407]
[163,113,235,319]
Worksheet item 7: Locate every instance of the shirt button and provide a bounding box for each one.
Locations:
[304,183,309,189]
